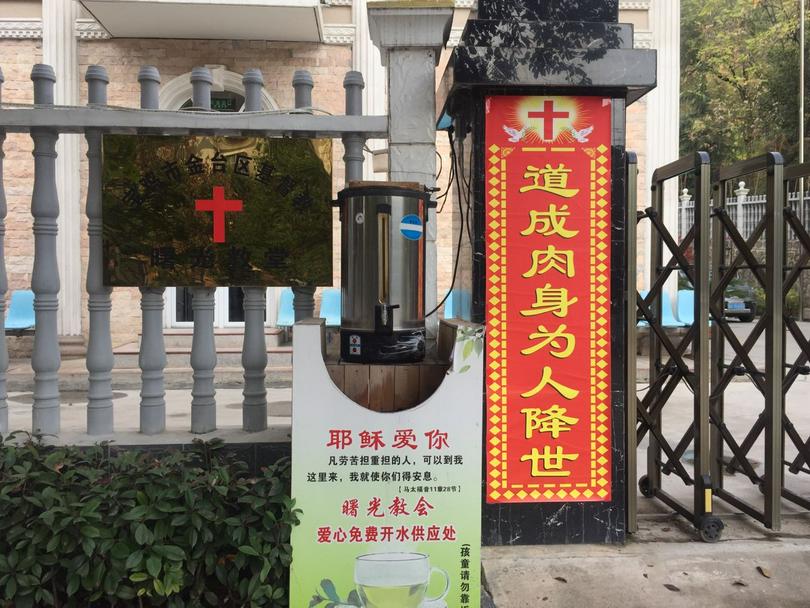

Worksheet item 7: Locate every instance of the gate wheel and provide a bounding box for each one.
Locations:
[697,516,724,543]
[639,475,654,498]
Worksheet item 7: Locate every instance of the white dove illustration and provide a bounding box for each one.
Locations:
[502,125,526,142]
[569,125,594,143]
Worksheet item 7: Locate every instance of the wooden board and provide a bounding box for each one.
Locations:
[419,365,447,403]
[327,359,452,412]
[343,364,370,407]
[394,366,421,411]
[325,364,345,392]
[368,365,395,412]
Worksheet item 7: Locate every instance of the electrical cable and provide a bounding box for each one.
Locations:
[425,128,464,318]
[435,144,456,213]
[457,136,475,249]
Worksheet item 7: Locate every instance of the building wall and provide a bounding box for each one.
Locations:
[627,97,649,289]
[0,0,672,348]
[1,39,40,308]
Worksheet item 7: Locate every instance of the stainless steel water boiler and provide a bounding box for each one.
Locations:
[337,182,431,363]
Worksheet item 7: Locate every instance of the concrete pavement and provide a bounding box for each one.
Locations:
[3,320,808,607]
[483,513,810,607]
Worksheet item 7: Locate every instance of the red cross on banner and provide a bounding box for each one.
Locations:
[195,186,243,243]
[528,100,570,141]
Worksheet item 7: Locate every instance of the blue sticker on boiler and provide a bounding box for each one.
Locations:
[400,214,424,240]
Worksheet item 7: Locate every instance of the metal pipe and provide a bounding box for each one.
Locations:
[625,151,639,533]
[343,70,366,183]
[694,152,713,520]
[799,0,808,321]
[764,153,785,530]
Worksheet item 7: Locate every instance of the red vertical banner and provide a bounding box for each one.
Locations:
[484,95,612,503]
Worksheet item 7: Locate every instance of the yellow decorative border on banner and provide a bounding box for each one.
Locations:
[486,143,506,498]
[486,144,611,503]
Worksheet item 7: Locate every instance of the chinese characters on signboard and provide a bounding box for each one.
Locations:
[485,96,612,503]
[101,135,333,287]
[290,324,483,608]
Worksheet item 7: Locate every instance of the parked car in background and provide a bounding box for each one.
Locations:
[724,282,757,322]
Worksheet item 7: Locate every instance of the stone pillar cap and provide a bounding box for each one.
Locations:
[368,0,454,8]
[367,5,454,65]
[292,70,314,88]
[137,66,161,83]
[190,67,213,84]
[243,68,264,86]
[31,64,56,82]
[85,65,109,83]
[343,71,365,89]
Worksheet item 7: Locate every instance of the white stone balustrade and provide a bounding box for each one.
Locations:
[0,61,378,437]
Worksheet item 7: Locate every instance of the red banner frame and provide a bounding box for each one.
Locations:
[484,95,612,503]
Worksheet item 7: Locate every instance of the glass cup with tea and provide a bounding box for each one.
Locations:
[354,552,450,608]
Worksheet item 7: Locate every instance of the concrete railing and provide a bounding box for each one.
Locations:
[0,62,384,437]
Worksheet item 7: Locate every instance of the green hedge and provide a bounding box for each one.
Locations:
[0,434,299,607]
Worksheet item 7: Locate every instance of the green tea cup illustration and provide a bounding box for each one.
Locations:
[354,552,450,608]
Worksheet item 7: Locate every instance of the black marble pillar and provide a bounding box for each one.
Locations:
[478,0,619,22]
[438,1,656,545]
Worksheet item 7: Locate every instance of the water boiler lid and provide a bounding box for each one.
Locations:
[338,181,432,204]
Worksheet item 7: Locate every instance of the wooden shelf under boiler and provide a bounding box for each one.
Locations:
[321,320,471,412]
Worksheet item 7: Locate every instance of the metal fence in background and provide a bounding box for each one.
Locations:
[679,186,810,243]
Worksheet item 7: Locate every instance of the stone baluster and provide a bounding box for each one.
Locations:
[342,71,365,183]
[678,188,691,243]
[84,65,114,435]
[243,68,263,113]
[30,64,61,434]
[138,66,167,434]
[291,70,317,320]
[734,180,749,229]
[0,69,8,434]
[241,69,268,432]
[190,67,217,433]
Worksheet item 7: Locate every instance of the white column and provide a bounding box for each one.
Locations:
[369,7,453,340]
[646,0,680,307]
[42,0,82,337]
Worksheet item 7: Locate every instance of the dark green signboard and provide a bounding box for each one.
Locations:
[211,97,237,112]
[102,135,333,287]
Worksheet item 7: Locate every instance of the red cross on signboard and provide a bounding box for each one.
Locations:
[528,100,570,141]
[195,186,243,243]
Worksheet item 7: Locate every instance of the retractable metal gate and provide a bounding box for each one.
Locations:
[629,152,723,541]
[709,154,784,529]
[777,163,810,511]
[628,151,810,540]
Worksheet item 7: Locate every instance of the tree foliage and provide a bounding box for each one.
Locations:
[681,0,806,167]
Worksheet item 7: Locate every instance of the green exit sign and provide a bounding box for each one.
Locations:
[211,97,237,112]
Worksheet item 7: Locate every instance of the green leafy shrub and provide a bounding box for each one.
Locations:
[0,434,299,607]
[753,284,799,318]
